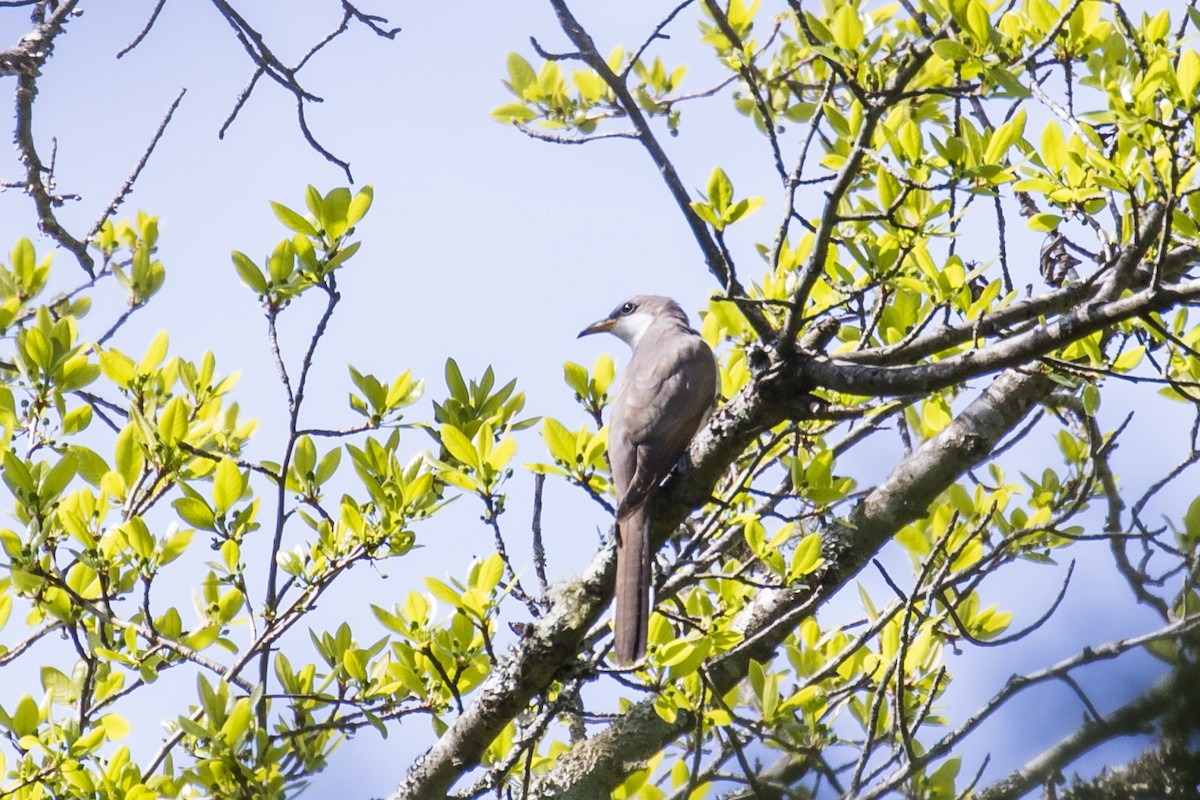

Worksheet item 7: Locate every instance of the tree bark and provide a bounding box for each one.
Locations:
[528,367,1056,798]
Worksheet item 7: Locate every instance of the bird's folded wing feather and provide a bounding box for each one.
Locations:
[614,333,715,521]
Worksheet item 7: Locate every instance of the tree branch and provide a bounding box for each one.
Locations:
[524,366,1056,797]
[974,652,1200,800]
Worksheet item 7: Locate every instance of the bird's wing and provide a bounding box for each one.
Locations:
[612,332,716,521]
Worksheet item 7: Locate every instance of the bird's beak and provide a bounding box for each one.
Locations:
[577,317,615,338]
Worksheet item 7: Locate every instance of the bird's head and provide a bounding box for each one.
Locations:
[578,295,689,348]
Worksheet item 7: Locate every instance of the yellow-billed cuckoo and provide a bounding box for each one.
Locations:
[579,295,717,664]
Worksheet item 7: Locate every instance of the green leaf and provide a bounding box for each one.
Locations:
[157,397,189,446]
[666,637,711,677]
[121,517,155,560]
[1181,494,1200,546]
[1040,122,1067,174]
[41,666,75,703]
[219,698,251,746]
[271,202,318,237]
[348,185,374,227]
[305,185,323,219]
[2,451,35,499]
[315,447,342,484]
[488,436,516,472]
[964,0,990,43]
[441,424,479,469]
[1178,49,1200,97]
[342,650,367,682]
[445,358,468,400]
[267,239,295,283]
[159,527,195,565]
[1082,383,1100,415]
[706,167,734,212]
[932,38,972,61]
[114,423,144,488]
[507,52,537,95]
[984,109,1026,164]
[324,240,361,270]
[1027,213,1062,232]
[726,196,764,225]
[292,435,317,478]
[139,331,170,375]
[929,756,961,799]
[184,624,221,652]
[592,355,615,396]
[425,577,462,607]
[20,328,50,372]
[830,4,864,50]
[11,694,39,737]
[474,553,504,593]
[212,458,245,516]
[40,452,78,502]
[98,348,136,388]
[541,417,576,465]
[61,404,93,435]
[563,361,589,398]
[99,713,130,741]
[322,187,353,239]
[787,531,823,580]
[491,104,539,124]
[1112,345,1145,373]
[294,233,318,270]
[11,239,34,281]
[690,201,723,230]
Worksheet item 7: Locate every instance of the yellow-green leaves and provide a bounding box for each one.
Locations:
[348,365,424,426]
[1178,48,1200,98]
[434,421,517,494]
[931,38,972,62]
[310,184,373,240]
[12,306,98,407]
[493,53,576,126]
[2,450,77,521]
[428,360,534,499]
[747,658,826,727]
[563,354,615,419]
[745,520,826,584]
[948,0,995,49]
[232,250,268,296]
[233,185,372,308]
[830,4,864,51]
[95,213,165,305]
[955,592,1013,641]
[370,556,505,711]
[343,433,439,558]
[425,553,506,623]
[528,417,609,490]
[493,46,682,133]
[505,52,537,100]
[212,458,247,516]
[690,167,764,231]
[0,238,52,313]
[10,694,41,738]
[272,201,318,238]
[158,396,189,447]
[982,109,1026,165]
[789,449,856,506]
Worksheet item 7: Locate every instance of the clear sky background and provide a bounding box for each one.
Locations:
[0,1,1188,797]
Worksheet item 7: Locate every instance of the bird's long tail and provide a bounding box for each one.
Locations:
[614,505,651,665]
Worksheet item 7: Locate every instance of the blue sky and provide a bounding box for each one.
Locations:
[0,1,1188,797]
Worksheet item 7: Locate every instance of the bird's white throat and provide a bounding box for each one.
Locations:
[611,311,657,348]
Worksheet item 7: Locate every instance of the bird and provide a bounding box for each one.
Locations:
[578,295,717,664]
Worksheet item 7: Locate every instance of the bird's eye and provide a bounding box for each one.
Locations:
[619,302,636,315]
